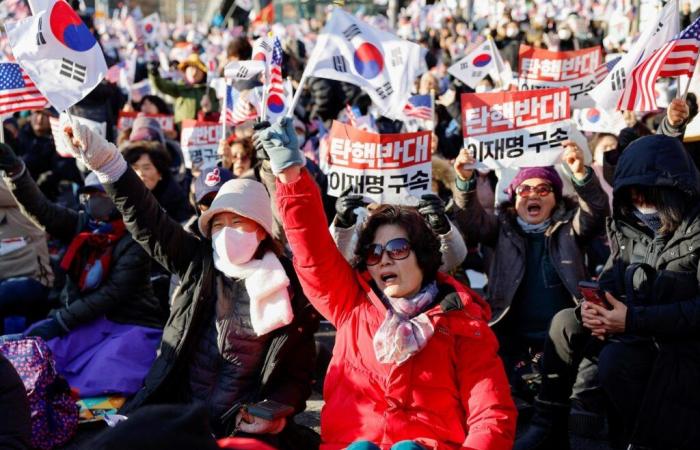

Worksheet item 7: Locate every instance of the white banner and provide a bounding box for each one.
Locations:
[180,120,221,169]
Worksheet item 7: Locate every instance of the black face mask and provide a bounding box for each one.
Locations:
[85,196,117,221]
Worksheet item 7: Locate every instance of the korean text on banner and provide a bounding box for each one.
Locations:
[461,87,572,170]
[327,121,432,205]
[117,112,175,132]
[180,120,221,170]
[518,45,603,108]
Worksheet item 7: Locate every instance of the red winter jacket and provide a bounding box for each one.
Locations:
[276,170,517,450]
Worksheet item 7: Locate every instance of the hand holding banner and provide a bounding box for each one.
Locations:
[461,88,572,170]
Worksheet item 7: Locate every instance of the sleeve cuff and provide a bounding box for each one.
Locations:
[571,167,593,187]
[455,174,477,192]
[275,167,314,196]
[95,154,128,184]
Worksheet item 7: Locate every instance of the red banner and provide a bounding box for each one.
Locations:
[518,45,603,81]
[117,111,175,132]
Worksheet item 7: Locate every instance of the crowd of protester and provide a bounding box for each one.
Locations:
[0,1,700,449]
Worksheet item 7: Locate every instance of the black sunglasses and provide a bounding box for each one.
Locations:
[364,238,412,266]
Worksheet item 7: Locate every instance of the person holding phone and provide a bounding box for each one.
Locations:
[516,135,700,450]
[53,123,319,447]
[260,118,517,450]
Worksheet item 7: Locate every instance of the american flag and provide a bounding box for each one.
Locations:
[226,85,258,125]
[264,37,286,119]
[403,94,433,120]
[619,16,700,111]
[0,62,48,115]
[593,57,621,85]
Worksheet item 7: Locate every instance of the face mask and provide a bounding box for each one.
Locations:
[635,205,658,215]
[558,29,572,40]
[85,196,116,221]
[212,227,260,266]
[475,85,491,93]
[506,27,519,38]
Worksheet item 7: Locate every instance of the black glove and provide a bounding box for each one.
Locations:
[25,318,68,341]
[418,194,450,235]
[334,186,365,228]
[0,143,24,178]
[252,120,271,162]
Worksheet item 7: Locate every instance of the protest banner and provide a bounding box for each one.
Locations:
[117,111,175,132]
[50,114,107,158]
[180,120,221,169]
[518,45,604,108]
[327,120,432,205]
[461,87,572,170]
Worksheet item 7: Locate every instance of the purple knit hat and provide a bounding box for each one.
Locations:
[505,166,563,199]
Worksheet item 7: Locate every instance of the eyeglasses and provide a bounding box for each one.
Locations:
[515,184,554,198]
[364,238,412,266]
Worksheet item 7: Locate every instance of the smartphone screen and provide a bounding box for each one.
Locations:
[578,281,610,309]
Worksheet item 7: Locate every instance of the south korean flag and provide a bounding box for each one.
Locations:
[303,8,427,120]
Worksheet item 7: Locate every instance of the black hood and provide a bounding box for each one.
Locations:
[613,135,700,198]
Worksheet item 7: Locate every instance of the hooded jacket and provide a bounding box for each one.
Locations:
[276,169,516,450]
[597,135,700,449]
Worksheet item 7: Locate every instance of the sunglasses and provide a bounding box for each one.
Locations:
[515,184,554,198]
[364,238,412,266]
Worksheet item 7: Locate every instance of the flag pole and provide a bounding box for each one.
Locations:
[0,116,5,143]
[430,88,436,129]
[221,82,228,142]
[285,73,307,119]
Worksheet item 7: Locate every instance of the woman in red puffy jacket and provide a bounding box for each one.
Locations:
[258,118,517,450]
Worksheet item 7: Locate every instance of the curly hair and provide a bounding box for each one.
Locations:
[353,205,442,284]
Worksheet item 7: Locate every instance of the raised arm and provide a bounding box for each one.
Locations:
[61,123,201,278]
[0,144,78,242]
[258,119,365,327]
[148,67,183,98]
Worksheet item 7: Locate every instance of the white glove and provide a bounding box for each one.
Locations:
[235,410,286,435]
[62,121,127,183]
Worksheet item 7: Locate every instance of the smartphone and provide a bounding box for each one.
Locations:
[578,281,611,309]
[246,399,294,421]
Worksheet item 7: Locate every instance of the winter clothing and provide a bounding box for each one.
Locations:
[451,170,609,325]
[104,167,318,437]
[276,169,516,450]
[594,135,700,449]
[151,176,194,223]
[257,118,306,175]
[198,178,274,238]
[6,169,165,330]
[505,166,563,200]
[194,167,234,203]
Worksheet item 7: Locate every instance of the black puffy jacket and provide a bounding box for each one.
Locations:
[108,168,319,436]
[8,169,165,330]
[598,135,700,449]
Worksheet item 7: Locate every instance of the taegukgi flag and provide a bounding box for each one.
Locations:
[303,8,427,120]
[5,0,108,112]
[448,37,509,89]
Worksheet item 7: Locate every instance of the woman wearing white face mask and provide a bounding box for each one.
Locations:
[57,123,320,447]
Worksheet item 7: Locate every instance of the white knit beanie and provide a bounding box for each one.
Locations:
[198,179,273,238]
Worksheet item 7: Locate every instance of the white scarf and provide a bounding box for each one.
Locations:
[213,251,294,336]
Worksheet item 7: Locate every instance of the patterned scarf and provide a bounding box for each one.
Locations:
[373,282,439,366]
[60,219,126,292]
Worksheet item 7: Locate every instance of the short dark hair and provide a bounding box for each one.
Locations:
[227,37,253,60]
[354,205,442,284]
[616,185,695,235]
[122,141,172,180]
[139,95,171,115]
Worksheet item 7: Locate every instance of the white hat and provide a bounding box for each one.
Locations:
[198,179,273,238]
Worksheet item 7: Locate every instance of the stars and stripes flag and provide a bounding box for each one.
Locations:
[403,94,433,120]
[594,57,621,84]
[618,14,700,111]
[0,62,48,115]
[263,37,287,121]
[345,104,357,127]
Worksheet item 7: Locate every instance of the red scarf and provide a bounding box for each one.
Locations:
[60,220,127,292]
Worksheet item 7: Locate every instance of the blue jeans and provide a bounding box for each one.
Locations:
[347,441,426,450]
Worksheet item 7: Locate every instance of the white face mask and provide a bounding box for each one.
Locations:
[506,27,519,38]
[475,84,491,93]
[558,29,572,41]
[212,227,260,266]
